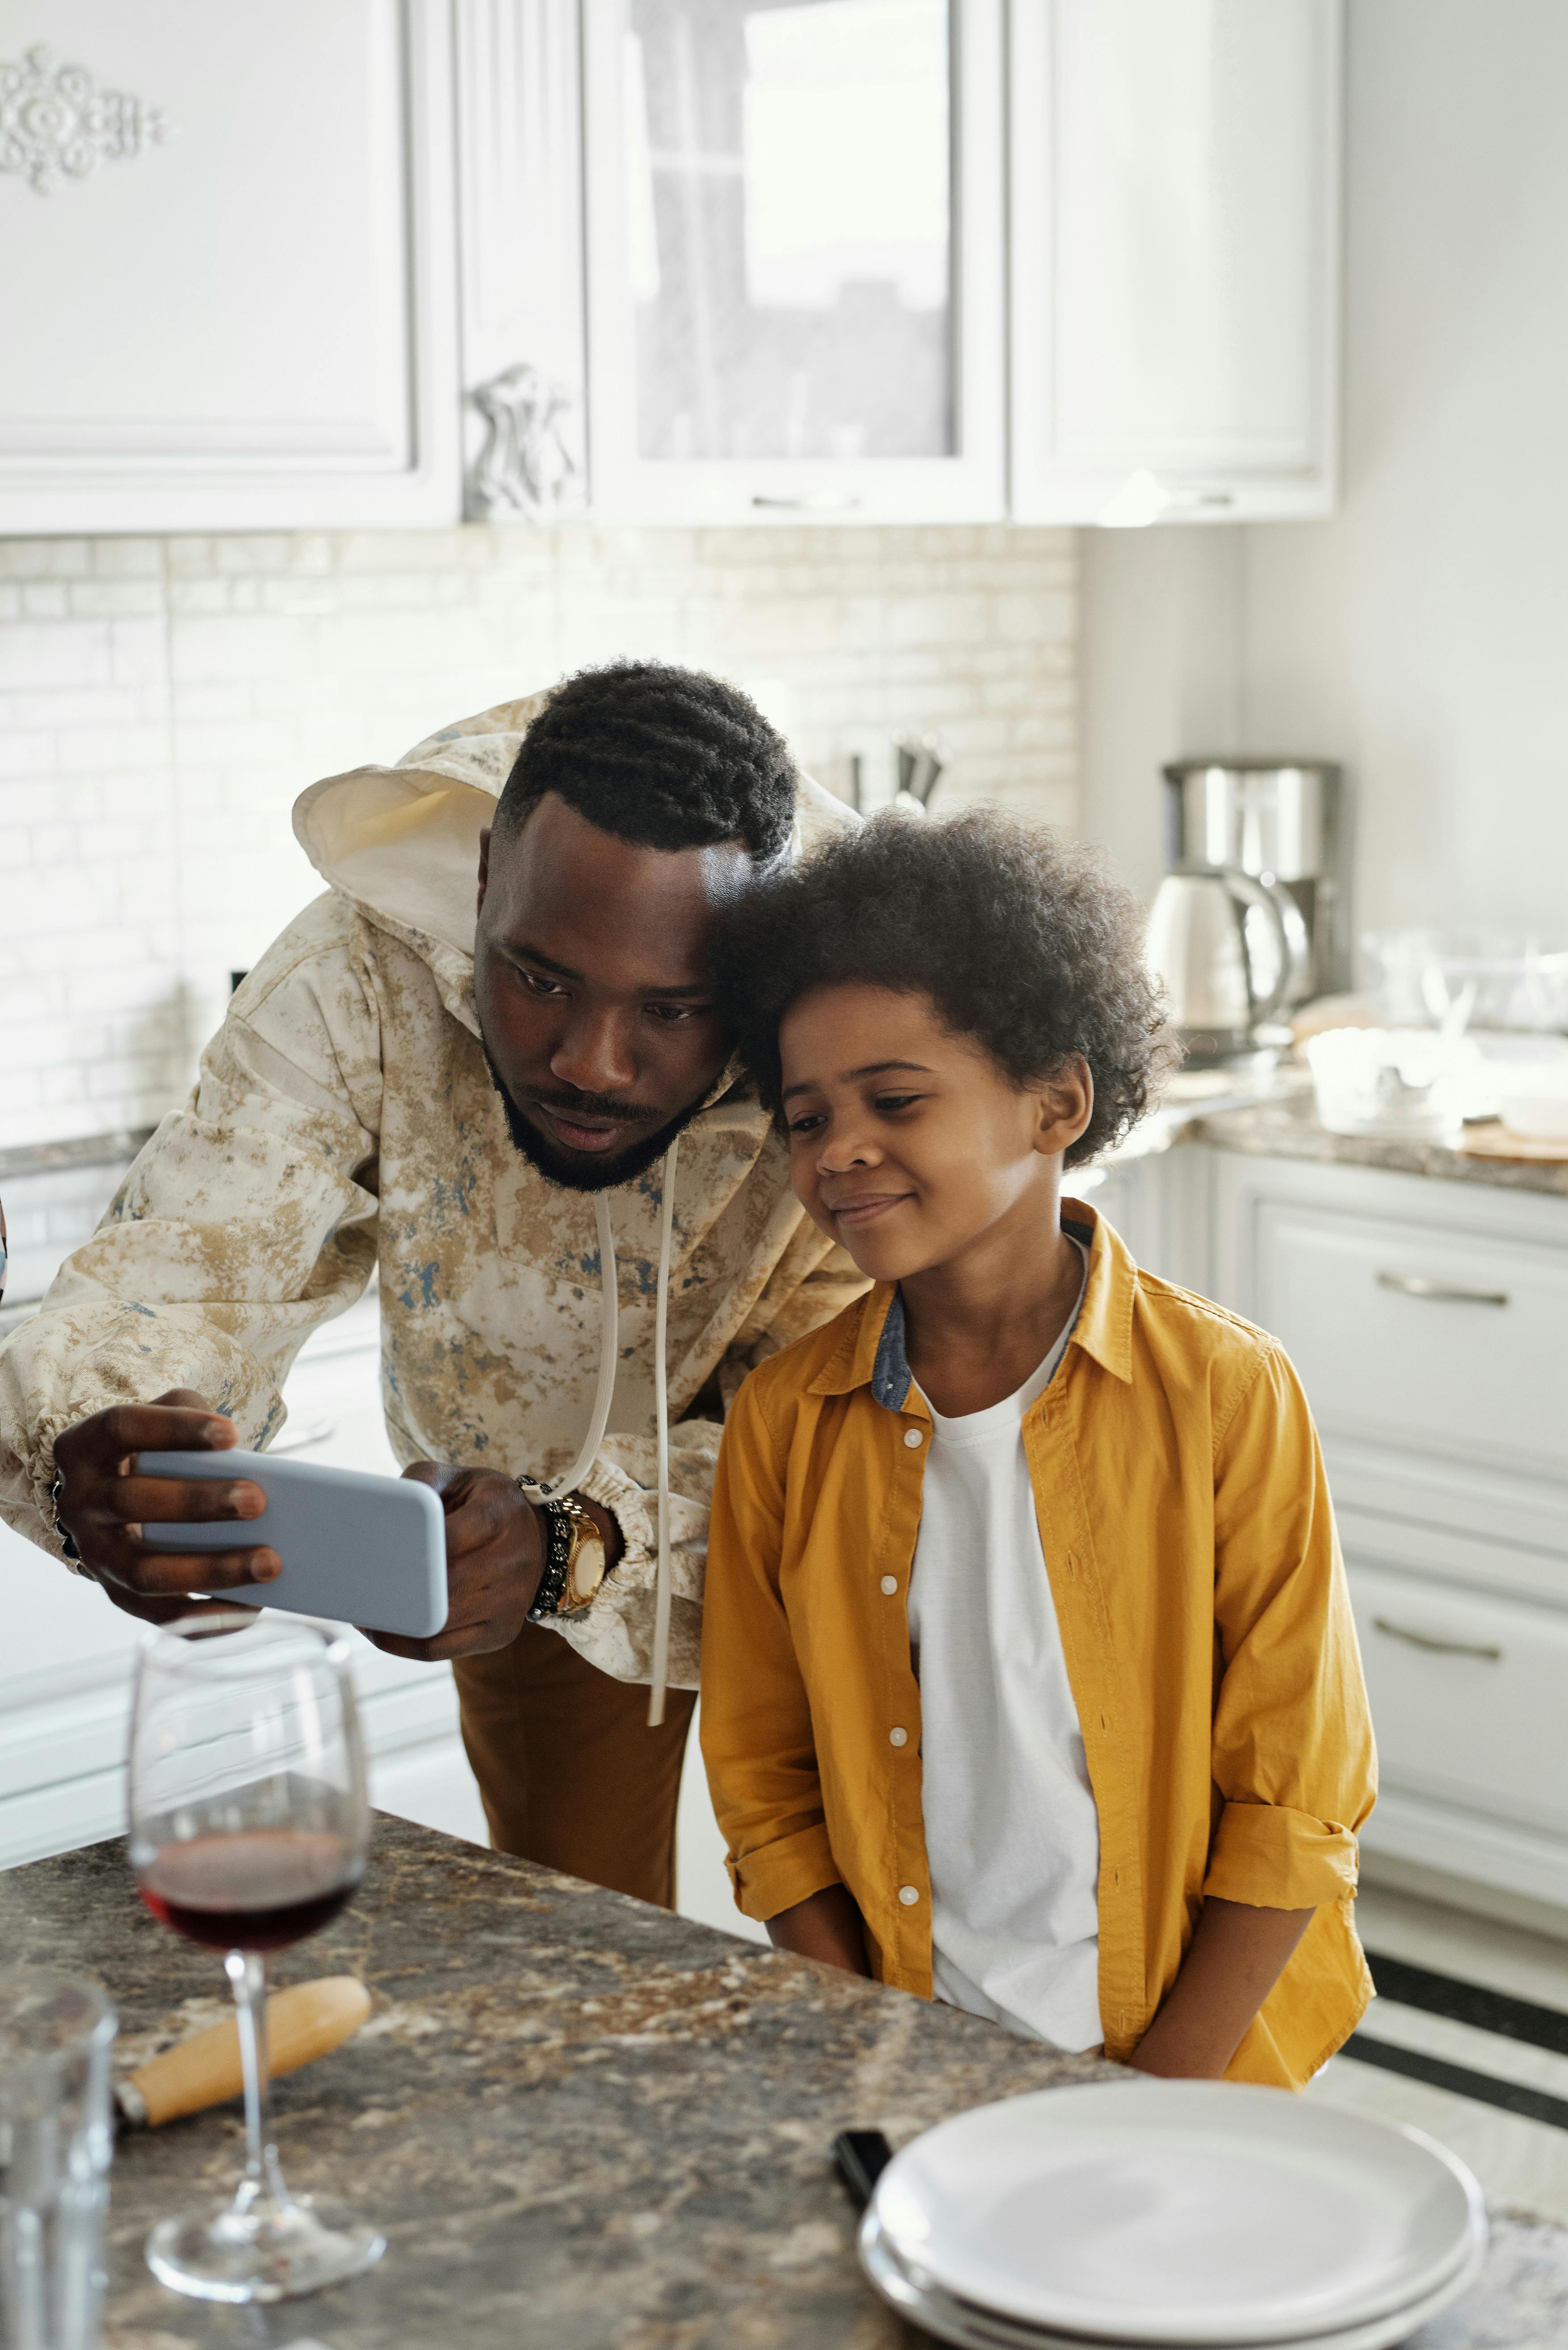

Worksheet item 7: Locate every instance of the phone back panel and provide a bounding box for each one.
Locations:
[138,1449,448,1638]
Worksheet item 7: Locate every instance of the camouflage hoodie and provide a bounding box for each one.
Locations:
[0,693,863,1690]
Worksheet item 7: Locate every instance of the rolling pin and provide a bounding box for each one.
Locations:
[115,1976,372,2129]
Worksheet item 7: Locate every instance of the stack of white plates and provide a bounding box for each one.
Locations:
[859,2081,1487,2350]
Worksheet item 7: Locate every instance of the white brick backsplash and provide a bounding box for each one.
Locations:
[0,522,1076,1149]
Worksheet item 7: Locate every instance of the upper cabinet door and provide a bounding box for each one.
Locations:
[1010,0,1342,526]
[580,0,1006,525]
[0,0,460,533]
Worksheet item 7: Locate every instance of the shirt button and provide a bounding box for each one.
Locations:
[880,1575,899,1595]
[889,1726,908,1747]
[903,1427,923,1449]
[898,1884,920,1906]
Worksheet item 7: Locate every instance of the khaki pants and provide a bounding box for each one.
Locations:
[452,1621,697,1909]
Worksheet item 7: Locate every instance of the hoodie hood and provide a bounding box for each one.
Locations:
[291,688,853,1037]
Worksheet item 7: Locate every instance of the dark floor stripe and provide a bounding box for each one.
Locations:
[1342,2032,1568,2132]
[1364,1949,1568,2057]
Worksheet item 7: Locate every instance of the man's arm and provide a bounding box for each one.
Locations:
[3,902,382,1606]
[1128,1899,1315,2078]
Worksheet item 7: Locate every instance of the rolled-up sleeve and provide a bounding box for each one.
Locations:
[699,1369,842,1923]
[1205,1343,1377,1911]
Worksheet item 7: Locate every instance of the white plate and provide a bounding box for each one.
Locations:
[860,2207,1488,2350]
[869,2081,1486,2345]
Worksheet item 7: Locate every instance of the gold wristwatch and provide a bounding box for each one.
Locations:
[553,1493,609,1617]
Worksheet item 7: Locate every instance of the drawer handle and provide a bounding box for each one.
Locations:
[1376,1271,1509,1307]
[1372,1615,1503,1663]
[268,1417,338,1455]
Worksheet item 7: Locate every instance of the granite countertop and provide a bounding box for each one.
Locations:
[1186,1087,1568,1200]
[0,1127,152,1182]
[5,1821,1568,2350]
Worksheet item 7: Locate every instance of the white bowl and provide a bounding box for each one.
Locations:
[1499,1092,1568,1141]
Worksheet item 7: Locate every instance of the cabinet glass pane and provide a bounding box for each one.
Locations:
[624,0,953,462]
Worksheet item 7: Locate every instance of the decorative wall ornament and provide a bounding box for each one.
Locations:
[0,44,172,195]
[466,363,584,523]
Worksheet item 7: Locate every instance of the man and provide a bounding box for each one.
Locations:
[0,663,862,1906]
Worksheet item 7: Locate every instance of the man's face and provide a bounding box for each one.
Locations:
[473,793,752,1191]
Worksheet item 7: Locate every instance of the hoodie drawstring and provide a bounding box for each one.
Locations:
[513,1147,680,1730]
[647,1135,679,1728]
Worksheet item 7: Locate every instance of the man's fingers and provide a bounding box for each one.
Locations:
[112,1475,267,1525]
[89,1403,237,1460]
[362,1619,509,1664]
[107,1546,283,1596]
[402,1460,467,1500]
[91,1580,258,1628]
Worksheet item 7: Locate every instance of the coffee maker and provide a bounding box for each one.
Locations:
[1161,760,1346,1001]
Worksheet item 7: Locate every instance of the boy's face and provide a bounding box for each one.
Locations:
[778,983,1091,1283]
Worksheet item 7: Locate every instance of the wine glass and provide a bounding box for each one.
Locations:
[126,1611,384,2303]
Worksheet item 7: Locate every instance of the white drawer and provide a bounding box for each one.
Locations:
[1255,1202,1568,1485]
[1348,1563,1568,1839]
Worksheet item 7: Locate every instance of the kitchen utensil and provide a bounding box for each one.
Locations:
[1145,866,1309,1064]
[1162,760,1343,999]
[893,731,946,815]
[0,1969,117,2350]
[127,1612,382,2304]
[865,2080,1485,2345]
[115,1978,371,2131]
[859,2204,1487,2350]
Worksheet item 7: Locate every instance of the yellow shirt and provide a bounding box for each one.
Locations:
[700,1206,1376,2089]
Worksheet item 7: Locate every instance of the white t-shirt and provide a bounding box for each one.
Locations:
[906,1246,1102,2052]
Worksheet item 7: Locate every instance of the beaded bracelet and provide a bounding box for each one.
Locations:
[523,1492,572,1623]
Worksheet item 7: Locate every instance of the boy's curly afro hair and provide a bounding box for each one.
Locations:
[717,808,1179,1167]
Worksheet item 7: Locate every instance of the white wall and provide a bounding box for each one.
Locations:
[1081,0,1568,949]
[0,523,1075,1151]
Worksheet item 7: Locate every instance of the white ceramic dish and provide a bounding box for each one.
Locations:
[1497,1093,1568,1141]
[859,2208,1487,2350]
[868,2081,1485,2346]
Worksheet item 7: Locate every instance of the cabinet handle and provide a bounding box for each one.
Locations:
[750,493,862,511]
[1372,1615,1503,1662]
[268,1417,337,1455]
[1376,1270,1509,1307]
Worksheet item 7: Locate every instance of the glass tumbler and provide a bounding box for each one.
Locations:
[0,1969,117,2350]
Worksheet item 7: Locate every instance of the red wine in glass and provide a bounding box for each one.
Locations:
[138,1830,365,1954]
[128,1612,382,2304]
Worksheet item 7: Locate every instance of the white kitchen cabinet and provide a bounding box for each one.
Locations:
[0,0,461,534]
[575,0,1007,525]
[1209,1146,1568,1916]
[1009,0,1342,525]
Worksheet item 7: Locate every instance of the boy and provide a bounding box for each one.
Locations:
[701,811,1375,2087]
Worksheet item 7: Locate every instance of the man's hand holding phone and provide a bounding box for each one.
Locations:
[52,1399,616,1653]
[49,1389,281,1623]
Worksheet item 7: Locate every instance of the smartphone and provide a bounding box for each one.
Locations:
[832,2129,893,2211]
[137,1448,448,1639]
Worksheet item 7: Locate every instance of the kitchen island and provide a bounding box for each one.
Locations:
[4,1818,1568,2348]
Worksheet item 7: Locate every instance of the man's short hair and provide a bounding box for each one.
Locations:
[493,661,797,862]
[716,808,1180,1167]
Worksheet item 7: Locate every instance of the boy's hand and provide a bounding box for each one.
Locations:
[1128,1897,1316,2078]
[765,1883,872,1977]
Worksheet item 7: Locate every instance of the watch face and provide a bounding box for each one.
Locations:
[565,1535,607,1611]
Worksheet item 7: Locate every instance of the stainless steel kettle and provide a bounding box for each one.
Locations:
[1146,865,1311,1065]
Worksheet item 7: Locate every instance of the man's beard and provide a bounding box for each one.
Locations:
[480,1035,710,1193]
